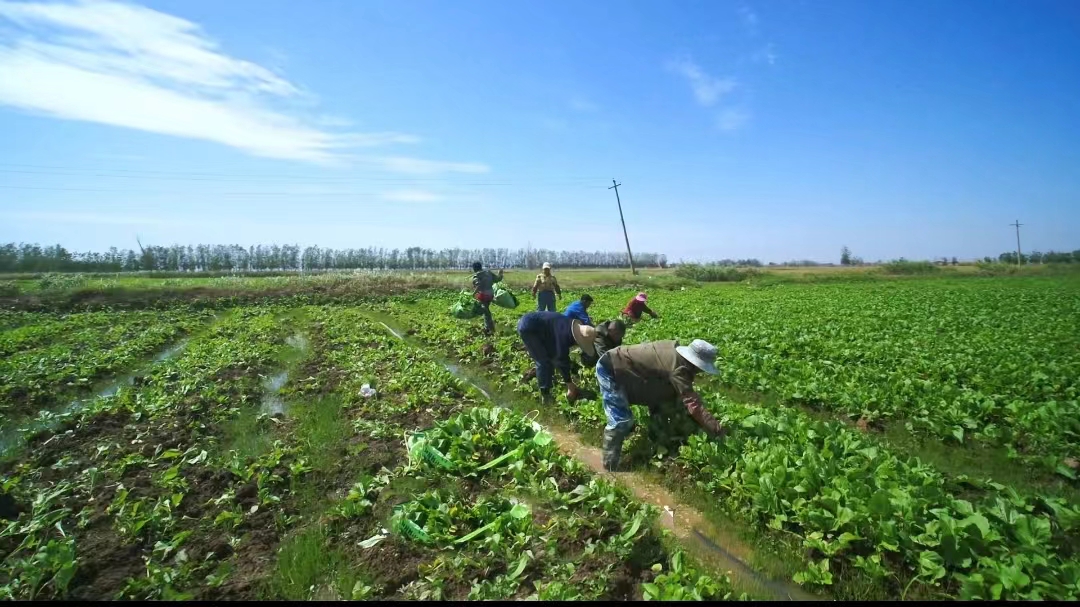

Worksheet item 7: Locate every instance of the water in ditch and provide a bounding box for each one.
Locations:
[0,338,192,457]
[368,313,817,601]
[258,333,310,418]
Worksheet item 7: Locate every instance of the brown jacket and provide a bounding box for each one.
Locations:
[606,340,724,435]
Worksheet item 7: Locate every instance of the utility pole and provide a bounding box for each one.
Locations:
[1010,220,1023,266]
[609,179,637,275]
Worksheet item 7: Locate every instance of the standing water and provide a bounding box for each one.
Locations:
[258,333,309,418]
[0,338,191,456]
[367,313,818,601]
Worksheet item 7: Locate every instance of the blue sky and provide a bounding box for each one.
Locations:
[1,0,1078,263]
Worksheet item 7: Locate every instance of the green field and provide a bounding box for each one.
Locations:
[2,272,1079,600]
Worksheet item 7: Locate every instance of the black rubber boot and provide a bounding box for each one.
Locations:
[602,427,630,472]
[540,389,554,406]
[600,423,630,470]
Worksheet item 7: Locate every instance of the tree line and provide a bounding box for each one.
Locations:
[993,250,1080,264]
[0,242,668,274]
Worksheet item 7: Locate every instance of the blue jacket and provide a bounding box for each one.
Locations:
[517,311,578,382]
[563,300,592,326]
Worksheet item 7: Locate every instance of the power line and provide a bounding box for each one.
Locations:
[0,163,608,186]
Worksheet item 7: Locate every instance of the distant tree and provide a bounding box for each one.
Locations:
[840,246,852,266]
[951,256,958,266]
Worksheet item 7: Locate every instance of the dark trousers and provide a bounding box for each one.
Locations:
[536,290,556,312]
[479,301,494,333]
[517,317,554,393]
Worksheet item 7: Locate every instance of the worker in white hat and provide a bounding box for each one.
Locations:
[531,262,562,312]
[594,339,727,471]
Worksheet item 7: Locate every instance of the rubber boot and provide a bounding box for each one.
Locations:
[602,427,628,472]
[540,389,554,407]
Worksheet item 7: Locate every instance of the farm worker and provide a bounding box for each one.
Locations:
[595,339,726,472]
[580,319,626,367]
[524,316,622,384]
[563,294,594,325]
[622,292,659,322]
[532,262,562,312]
[471,261,503,335]
[517,311,597,405]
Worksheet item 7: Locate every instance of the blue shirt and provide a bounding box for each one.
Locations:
[563,300,592,326]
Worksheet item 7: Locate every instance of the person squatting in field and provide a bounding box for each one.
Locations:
[532,262,562,312]
[471,261,503,335]
[563,294,594,325]
[517,311,597,405]
[622,292,659,322]
[595,339,726,472]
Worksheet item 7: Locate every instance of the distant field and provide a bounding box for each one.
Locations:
[4,263,1067,303]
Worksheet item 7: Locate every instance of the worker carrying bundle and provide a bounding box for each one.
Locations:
[471,261,504,335]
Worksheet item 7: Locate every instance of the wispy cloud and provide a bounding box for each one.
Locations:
[568,96,599,112]
[0,0,416,164]
[751,43,777,66]
[716,108,750,132]
[366,156,490,175]
[665,57,737,107]
[380,190,443,203]
[737,4,759,36]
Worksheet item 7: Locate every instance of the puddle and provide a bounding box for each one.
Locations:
[258,333,309,418]
[367,312,818,601]
[153,339,188,362]
[0,338,192,457]
[286,334,309,352]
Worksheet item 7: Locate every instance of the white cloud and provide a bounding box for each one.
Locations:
[367,156,490,175]
[380,190,443,203]
[716,108,750,131]
[665,57,737,107]
[0,0,417,164]
[568,97,599,112]
[752,43,777,66]
[738,4,759,35]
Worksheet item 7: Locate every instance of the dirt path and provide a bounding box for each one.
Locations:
[371,317,820,602]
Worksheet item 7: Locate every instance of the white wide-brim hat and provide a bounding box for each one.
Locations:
[571,319,597,358]
[542,262,552,270]
[676,339,719,375]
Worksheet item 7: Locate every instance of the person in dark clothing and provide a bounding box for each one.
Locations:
[517,311,597,404]
[471,261,503,335]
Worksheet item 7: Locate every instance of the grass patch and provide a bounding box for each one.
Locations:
[290,395,351,472]
[265,525,365,600]
[674,264,760,282]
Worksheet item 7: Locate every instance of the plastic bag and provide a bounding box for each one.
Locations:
[450,291,483,319]
[492,283,519,309]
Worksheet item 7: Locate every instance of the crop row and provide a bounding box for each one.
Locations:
[274,306,739,600]
[0,309,216,421]
[2,305,738,600]
[0,307,298,600]
[379,290,1080,600]
[619,280,1080,470]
